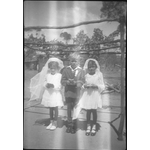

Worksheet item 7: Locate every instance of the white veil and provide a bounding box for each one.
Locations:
[29,57,64,101]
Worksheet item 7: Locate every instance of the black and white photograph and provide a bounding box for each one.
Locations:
[24,1,127,149]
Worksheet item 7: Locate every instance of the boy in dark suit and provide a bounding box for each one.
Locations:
[61,52,85,134]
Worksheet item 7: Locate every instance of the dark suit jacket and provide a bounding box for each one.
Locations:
[61,66,85,99]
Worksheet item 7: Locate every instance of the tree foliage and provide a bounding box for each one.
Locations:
[73,30,89,45]
[60,32,71,44]
[91,28,104,43]
[103,28,120,47]
[100,2,126,46]
[25,33,46,43]
[100,1,127,19]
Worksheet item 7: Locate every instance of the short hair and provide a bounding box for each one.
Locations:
[69,52,80,61]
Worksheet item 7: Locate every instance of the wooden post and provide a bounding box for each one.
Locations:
[118,16,125,141]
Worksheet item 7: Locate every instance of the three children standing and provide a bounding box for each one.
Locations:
[29,54,105,136]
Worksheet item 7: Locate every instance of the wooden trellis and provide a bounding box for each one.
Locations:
[25,19,118,30]
[24,17,126,141]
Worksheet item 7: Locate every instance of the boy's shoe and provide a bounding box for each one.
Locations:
[66,126,72,133]
[70,126,76,134]
[50,120,57,130]
[70,122,76,134]
[66,121,72,133]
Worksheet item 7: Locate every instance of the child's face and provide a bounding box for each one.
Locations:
[70,58,78,69]
[88,61,97,75]
[48,62,59,75]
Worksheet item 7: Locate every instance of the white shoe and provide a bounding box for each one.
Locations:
[46,122,53,130]
[50,121,57,130]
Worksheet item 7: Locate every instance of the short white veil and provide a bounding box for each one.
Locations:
[29,57,64,101]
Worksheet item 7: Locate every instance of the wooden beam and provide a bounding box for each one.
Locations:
[24,42,66,47]
[89,46,120,51]
[105,82,120,93]
[24,44,124,54]
[118,16,126,141]
[24,39,126,46]
[24,19,119,30]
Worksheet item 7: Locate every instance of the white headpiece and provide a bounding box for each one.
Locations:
[83,58,100,73]
[29,57,64,101]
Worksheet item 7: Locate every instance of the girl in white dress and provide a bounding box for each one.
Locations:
[29,57,64,130]
[73,58,105,136]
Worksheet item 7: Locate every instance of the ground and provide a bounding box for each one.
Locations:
[24,68,126,150]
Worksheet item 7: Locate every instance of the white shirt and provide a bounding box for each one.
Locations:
[68,66,81,77]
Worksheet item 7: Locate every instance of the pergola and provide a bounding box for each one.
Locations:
[24,16,126,140]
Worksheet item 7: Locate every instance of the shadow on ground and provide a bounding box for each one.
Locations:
[34,117,101,131]
[75,120,101,131]
[34,117,66,128]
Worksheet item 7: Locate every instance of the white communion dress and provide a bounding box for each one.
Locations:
[77,72,105,110]
[41,73,64,107]
[73,72,105,120]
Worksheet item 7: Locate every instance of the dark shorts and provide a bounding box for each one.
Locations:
[65,97,77,104]
[65,85,77,93]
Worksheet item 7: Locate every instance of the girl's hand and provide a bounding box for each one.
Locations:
[84,84,90,88]
[46,83,54,88]
[84,84,98,89]
[91,84,98,89]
